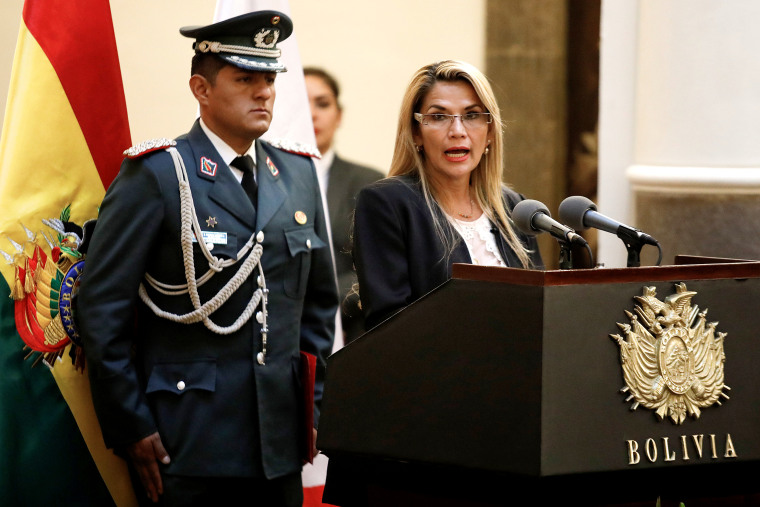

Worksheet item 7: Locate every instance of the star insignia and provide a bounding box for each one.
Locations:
[206,216,217,228]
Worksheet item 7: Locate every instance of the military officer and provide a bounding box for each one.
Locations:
[79,10,337,506]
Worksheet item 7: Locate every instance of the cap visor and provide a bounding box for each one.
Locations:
[221,54,287,72]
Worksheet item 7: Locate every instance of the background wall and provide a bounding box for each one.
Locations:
[0,0,485,175]
[599,0,760,267]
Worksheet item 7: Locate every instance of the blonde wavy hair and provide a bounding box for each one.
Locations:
[389,60,533,268]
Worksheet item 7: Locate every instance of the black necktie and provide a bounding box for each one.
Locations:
[231,155,257,208]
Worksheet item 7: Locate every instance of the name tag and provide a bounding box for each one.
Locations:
[193,231,228,245]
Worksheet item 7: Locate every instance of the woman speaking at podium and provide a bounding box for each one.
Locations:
[353,60,544,331]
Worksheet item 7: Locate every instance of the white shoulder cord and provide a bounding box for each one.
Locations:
[137,147,269,362]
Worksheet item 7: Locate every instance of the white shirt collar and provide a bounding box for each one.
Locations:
[313,148,335,192]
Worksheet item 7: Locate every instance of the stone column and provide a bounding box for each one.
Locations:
[486,0,568,268]
[600,0,760,267]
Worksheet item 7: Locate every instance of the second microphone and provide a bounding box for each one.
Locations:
[512,199,588,246]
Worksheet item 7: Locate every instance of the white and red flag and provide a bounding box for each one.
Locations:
[214,2,341,505]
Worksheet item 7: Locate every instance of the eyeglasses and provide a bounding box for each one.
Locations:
[414,112,492,129]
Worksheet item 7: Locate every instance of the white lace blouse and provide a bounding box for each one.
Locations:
[448,213,506,267]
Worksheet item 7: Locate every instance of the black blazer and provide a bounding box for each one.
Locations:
[79,121,338,479]
[353,174,543,330]
[326,155,384,299]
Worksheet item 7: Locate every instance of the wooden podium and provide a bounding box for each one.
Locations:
[317,256,760,505]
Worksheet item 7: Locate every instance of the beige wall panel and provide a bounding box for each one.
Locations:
[1,1,485,176]
[291,0,485,173]
[112,2,216,142]
[0,0,24,129]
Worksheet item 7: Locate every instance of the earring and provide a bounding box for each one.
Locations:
[416,145,423,152]
[484,146,490,155]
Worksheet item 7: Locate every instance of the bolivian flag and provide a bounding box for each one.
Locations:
[0,1,137,505]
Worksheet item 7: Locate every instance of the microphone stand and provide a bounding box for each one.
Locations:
[617,227,648,268]
[557,238,573,270]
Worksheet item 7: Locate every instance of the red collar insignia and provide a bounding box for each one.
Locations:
[266,156,279,177]
[200,157,218,176]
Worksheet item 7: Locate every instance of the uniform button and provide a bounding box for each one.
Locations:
[176,380,186,391]
[306,239,312,249]
[256,231,264,243]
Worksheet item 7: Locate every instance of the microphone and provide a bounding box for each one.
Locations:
[558,196,659,246]
[512,199,588,246]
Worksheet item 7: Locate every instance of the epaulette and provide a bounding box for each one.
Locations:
[123,138,177,159]
[265,138,321,159]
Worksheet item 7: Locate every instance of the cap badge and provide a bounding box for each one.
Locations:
[254,29,279,49]
[200,157,218,176]
[271,15,281,25]
[294,211,307,225]
[206,216,218,228]
[266,156,279,177]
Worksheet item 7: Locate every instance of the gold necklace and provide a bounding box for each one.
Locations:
[458,199,475,219]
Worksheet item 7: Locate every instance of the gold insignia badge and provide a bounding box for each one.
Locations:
[294,211,307,225]
[610,283,730,424]
[206,216,217,228]
[271,15,280,25]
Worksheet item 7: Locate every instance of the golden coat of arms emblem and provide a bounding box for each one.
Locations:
[610,283,730,424]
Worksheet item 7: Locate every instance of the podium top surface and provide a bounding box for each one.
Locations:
[453,255,760,287]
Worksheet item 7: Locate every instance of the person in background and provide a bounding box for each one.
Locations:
[352,60,543,330]
[304,67,383,343]
[79,11,337,506]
